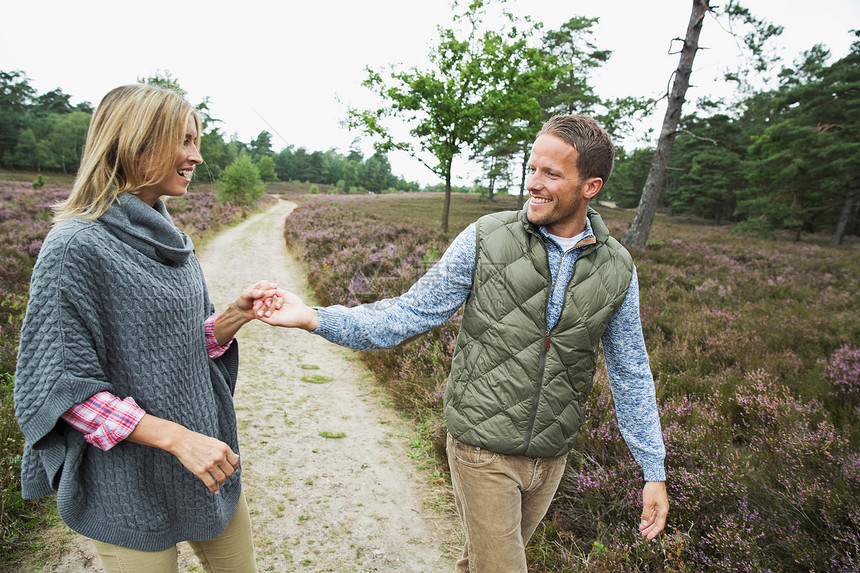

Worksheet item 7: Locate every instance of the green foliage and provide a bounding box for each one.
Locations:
[739,40,860,243]
[663,114,749,224]
[604,147,653,208]
[217,155,265,205]
[257,155,277,182]
[309,184,319,194]
[138,69,187,96]
[249,130,273,160]
[346,0,543,231]
[31,174,45,189]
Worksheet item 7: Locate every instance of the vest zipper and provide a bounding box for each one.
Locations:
[521,329,550,455]
[521,241,574,455]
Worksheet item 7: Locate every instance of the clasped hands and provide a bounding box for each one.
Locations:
[248,285,319,331]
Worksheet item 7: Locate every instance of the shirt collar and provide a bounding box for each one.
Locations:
[540,218,597,250]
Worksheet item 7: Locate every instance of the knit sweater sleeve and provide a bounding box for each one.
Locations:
[314,224,476,350]
[601,267,667,482]
[14,224,115,495]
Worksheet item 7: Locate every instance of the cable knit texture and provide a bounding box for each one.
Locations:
[14,193,241,551]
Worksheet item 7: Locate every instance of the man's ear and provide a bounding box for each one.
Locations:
[582,177,603,200]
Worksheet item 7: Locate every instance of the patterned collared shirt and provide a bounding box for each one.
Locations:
[60,314,232,450]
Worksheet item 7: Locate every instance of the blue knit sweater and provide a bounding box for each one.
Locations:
[14,194,242,551]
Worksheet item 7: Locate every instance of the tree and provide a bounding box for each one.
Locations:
[347,0,521,233]
[740,37,860,244]
[476,18,564,209]
[0,70,35,165]
[621,0,782,249]
[540,16,607,116]
[249,131,273,161]
[199,128,230,182]
[663,114,748,223]
[44,111,90,174]
[139,70,186,96]
[621,0,712,249]
[217,155,264,205]
[603,147,654,208]
[342,159,360,193]
[257,155,278,182]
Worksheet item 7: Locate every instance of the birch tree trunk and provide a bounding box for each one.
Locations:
[621,0,711,249]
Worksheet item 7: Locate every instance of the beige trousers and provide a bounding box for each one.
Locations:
[91,489,257,573]
[447,432,567,573]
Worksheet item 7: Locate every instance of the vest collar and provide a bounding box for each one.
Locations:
[518,204,611,249]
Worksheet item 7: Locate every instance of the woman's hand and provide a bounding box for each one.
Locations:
[213,281,283,345]
[169,429,240,494]
[127,414,239,494]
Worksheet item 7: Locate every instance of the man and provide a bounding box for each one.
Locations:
[262,114,668,572]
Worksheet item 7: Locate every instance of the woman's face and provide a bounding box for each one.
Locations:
[135,115,202,207]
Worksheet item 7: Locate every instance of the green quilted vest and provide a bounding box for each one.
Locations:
[444,206,634,457]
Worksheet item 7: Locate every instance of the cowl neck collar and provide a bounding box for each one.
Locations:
[98,193,194,265]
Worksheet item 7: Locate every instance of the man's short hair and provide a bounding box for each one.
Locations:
[537,114,614,183]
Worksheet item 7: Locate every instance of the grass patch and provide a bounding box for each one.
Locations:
[319,431,346,439]
[301,375,333,384]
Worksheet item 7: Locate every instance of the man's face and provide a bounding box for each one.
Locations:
[525,133,601,238]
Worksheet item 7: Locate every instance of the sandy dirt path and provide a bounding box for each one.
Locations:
[19,198,459,572]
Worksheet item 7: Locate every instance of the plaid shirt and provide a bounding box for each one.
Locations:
[60,314,233,450]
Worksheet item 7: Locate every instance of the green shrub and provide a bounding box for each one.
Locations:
[731,217,774,238]
[216,156,264,206]
[257,155,277,182]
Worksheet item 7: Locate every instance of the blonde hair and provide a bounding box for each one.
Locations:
[54,84,200,223]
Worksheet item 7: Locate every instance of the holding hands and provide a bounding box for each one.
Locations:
[213,280,284,345]
[253,288,319,331]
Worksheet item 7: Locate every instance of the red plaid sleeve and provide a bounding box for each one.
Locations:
[61,391,146,451]
[205,313,234,358]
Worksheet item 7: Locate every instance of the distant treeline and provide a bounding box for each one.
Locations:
[604,39,859,243]
[3,32,860,242]
[0,70,421,195]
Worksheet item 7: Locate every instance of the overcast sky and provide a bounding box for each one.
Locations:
[2,0,856,186]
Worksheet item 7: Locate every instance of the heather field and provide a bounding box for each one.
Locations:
[284,193,860,572]
[0,176,275,563]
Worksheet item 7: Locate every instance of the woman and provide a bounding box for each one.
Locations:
[14,84,274,572]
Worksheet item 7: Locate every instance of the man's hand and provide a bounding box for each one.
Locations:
[639,481,669,540]
[254,288,319,331]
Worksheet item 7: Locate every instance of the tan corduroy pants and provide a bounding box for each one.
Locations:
[447,432,567,573]
[91,489,257,573]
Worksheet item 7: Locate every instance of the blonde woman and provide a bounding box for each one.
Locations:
[15,84,276,572]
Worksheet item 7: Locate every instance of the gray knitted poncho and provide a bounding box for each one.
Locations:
[14,193,242,551]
